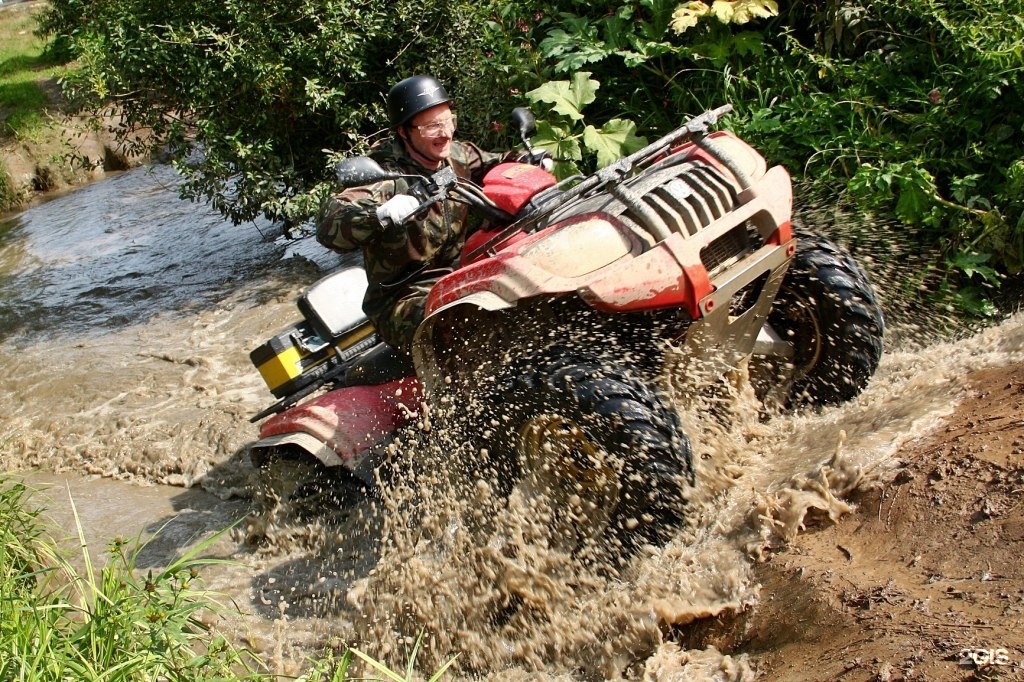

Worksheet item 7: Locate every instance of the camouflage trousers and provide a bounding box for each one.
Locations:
[365,272,447,358]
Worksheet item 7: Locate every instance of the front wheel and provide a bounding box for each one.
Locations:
[480,346,693,560]
[756,231,885,408]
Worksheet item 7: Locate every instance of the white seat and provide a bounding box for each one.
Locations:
[298,266,370,339]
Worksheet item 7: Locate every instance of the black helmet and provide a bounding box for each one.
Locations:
[386,75,451,128]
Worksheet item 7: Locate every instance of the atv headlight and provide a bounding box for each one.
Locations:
[521,215,633,277]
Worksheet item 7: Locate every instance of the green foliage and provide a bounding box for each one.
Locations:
[526,73,647,177]
[40,0,517,226]
[0,4,68,140]
[0,478,263,680]
[0,480,53,595]
[515,0,1023,308]
[766,1,1023,279]
[37,0,1024,306]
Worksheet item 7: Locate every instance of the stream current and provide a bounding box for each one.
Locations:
[1,163,1022,679]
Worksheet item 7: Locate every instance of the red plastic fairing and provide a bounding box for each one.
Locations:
[626,131,756,175]
[481,162,557,214]
[258,376,422,461]
[460,226,530,267]
[424,215,647,315]
[767,220,793,246]
[664,131,750,166]
[578,234,713,319]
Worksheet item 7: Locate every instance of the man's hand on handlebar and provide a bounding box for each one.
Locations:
[376,193,421,228]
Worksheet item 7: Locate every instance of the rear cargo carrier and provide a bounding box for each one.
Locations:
[250,266,377,399]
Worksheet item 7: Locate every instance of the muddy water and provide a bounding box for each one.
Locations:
[0,165,342,488]
[2,166,1023,679]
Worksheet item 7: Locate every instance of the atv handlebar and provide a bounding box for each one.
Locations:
[335,157,517,228]
[334,104,734,237]
[409,165,516,225]
[530,104,735,215]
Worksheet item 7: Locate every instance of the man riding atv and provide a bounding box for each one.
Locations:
[316,74,546,359]
[252,90,884,561]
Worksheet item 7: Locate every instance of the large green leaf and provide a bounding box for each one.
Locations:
[526,72,599,122]
[533,121,583,161]
[894,167,936,224]
[539,26,611,73]
[582,119,648,168]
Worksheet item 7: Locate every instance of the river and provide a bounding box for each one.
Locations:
[1,163,1022,679]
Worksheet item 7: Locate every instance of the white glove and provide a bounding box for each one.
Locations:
[376,193,420,227]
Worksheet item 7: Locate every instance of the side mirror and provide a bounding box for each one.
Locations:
[334,157,394,188]
[510,107,537,141]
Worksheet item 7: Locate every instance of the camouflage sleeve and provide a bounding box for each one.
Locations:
[315,182,393,252]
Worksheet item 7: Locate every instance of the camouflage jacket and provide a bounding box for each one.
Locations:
[316,137,516,323]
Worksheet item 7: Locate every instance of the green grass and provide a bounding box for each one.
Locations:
[0,475,457,681]
[0,478,268,681]
[0,1,67,140]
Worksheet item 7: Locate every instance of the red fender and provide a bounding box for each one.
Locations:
[258,376,423,462]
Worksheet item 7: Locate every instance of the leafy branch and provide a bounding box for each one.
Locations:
[526,72,647,177]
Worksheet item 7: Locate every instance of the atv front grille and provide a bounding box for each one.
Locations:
[701,224,751,273]
[617,159,741,238]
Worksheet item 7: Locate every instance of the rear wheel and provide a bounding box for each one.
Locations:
[481,346,693,560]
[246,447,364,544]
[758,232,885,407]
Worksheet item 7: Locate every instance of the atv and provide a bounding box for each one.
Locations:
[246,105,885,554]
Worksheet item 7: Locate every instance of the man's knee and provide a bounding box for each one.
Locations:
[381,299,427,355]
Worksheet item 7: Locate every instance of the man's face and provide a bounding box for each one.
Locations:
[403,103,456,168]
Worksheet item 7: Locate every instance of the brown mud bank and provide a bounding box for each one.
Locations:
[717,362,1024,681]
[0,109,141,213]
